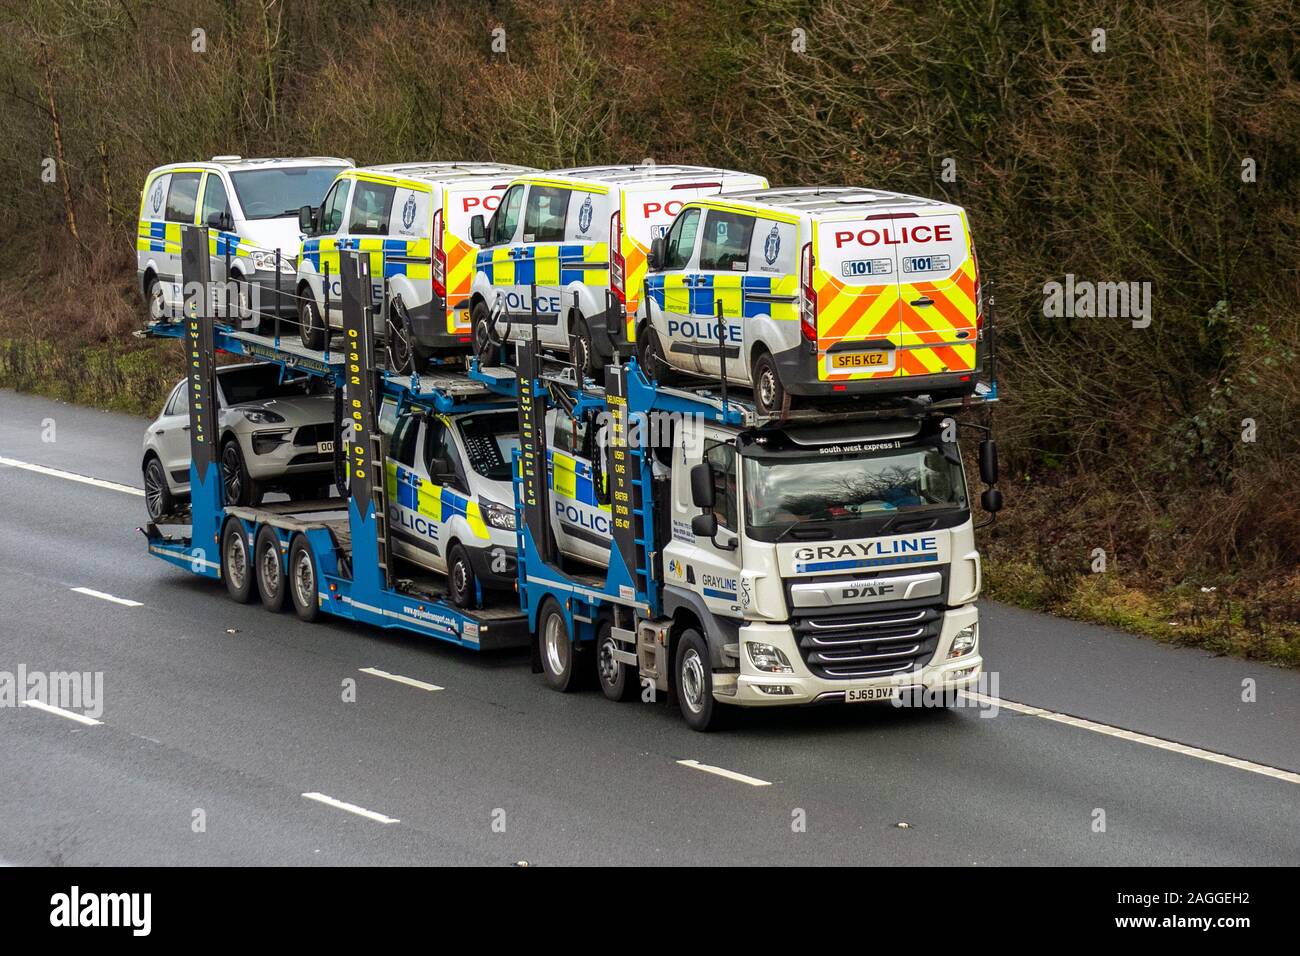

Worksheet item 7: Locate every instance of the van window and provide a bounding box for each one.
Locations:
[523,185,569,242]
[320,180,350,235]
[200,175,231,227]
[165,173,201,224]
[425,420,461,485]
[348,181,396,235]
[698,210,754,273]
[552,413,588,455]
[703,439,738,532]
[230,166,346,220]
[663,208,701,270]
[492,184,524,245]
[390,415,420,468]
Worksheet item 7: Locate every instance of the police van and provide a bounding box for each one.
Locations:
[380,398,521,608]
[295,162,536,370]
[637,186,985,416]
[468,164,767,374]
[138,156,351,326]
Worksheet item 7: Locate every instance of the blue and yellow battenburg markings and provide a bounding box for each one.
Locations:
[545,449,608,508]
[386,461,488,539]
[476,243,610,288]
[644,273,798,321]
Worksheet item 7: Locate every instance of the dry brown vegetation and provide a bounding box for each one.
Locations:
[0,0,1296,661]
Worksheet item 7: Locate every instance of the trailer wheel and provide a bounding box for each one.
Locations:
[255,526,287,613]
[752,351,791,420]
[675,628,722,731]
[538,598,584,693]
[447,542,477,609]
[288,535,320,623]
[221,521,255,604]
[595,618,637,702]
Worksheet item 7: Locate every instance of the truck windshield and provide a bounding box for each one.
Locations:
[742,443,967,535]
[230,166,347,220]
[457,412,519,483]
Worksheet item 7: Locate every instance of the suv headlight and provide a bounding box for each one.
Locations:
[242,408,285,425]
[482,501,516,531]
[947,623,978,659]
[746,641,793,674]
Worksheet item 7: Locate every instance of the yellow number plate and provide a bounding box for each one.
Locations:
[831,351,891,370]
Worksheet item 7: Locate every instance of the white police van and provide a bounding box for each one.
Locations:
[294,162,536,369]
[137,156,351,326]
[468,164,767,373]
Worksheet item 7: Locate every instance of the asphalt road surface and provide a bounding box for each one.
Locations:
[2,388,1298,866]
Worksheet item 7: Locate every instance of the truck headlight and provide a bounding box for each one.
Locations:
[746,642,793,674]
[947,623,978,659]
[483,501,516,531]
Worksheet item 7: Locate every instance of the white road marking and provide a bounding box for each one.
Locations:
[961,691,1300,786]
[677,759,772,787]
[70,586,143,608]
[20,698,103,726]
[301,792,399,824]
[0,456,143,497]
[359,667,443,692]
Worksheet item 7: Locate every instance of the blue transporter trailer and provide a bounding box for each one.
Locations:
[142,225,529,651]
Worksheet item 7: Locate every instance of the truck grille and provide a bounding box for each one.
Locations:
[792,604,943,679]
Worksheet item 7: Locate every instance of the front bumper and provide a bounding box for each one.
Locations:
[242,427,334,481]
[467,542,518,591]
[719,604,982,707]
[237,269,299,323]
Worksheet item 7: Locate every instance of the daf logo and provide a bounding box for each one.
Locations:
[578,195,593,233]
[401,194,417,230]
[764,224,780,264]
[843,583,895,599]
[150,181,164,214]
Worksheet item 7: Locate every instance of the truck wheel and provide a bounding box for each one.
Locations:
[472,301,500,368]
[288,535,320,623]
[221,440,263,507]
[221,521,255,604]
[538,599,584,693]
[447,543,477,609]
[675,628,721,731]
[255,526,287,613]
[299,294,325,351]
[143,456,175,521]
[596,619,637,702]
[752,351,791,419]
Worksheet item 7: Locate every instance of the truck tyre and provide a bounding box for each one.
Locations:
[538,598,584,693]
[752,350,791,419]
[675,628,722,731]
[143,455,175,521]
[472,300,500,368]
[221,521,255,604]
[255,526,287,613]
[288,535,320,623]
[221,439,263,507]
[299,293,325,351]
[447,542,477,609]
[595,618,637,702]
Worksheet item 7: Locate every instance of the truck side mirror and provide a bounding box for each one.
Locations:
[648,236,665,271]
[981,487,1003,514]
[690,462,715,510]
[298,204,316,234]
[470,214,487,245]
[979,438,999,486]
[691,513,717,538]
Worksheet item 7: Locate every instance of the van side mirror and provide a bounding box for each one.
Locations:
[981,487,1003,514]
[690,462,715,510]
[207,211,231,231]
[298,204,316,234]
[470,214,487,245]
[979,439,999,486]
[648,236,665,271]
[691,513,718,538]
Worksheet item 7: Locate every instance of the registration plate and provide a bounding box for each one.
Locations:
[830,350,892,370]
[846,686,899,703]
[317,441,334,454]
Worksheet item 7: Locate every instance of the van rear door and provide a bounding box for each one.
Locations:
[813,215,904,383]
[893,208,977,379]
[445,181,511,334]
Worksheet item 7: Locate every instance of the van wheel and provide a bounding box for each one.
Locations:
[472,301,500,367]
[145,274,166,322]
[288,535,320,622]
[636,323,674,384]
[447,543,477,609]
[143,455,175,521]
[675,628,722,731]
[596,619,638,702]
[222,521,255,604]
[255,526,287,613]
[573,316,597,376]
[538,598,584,692]
[299,293,325,351]
[752,351,791,419]
[387,297,429,374]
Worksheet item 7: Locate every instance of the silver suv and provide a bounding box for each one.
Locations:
[142,364,335,519]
